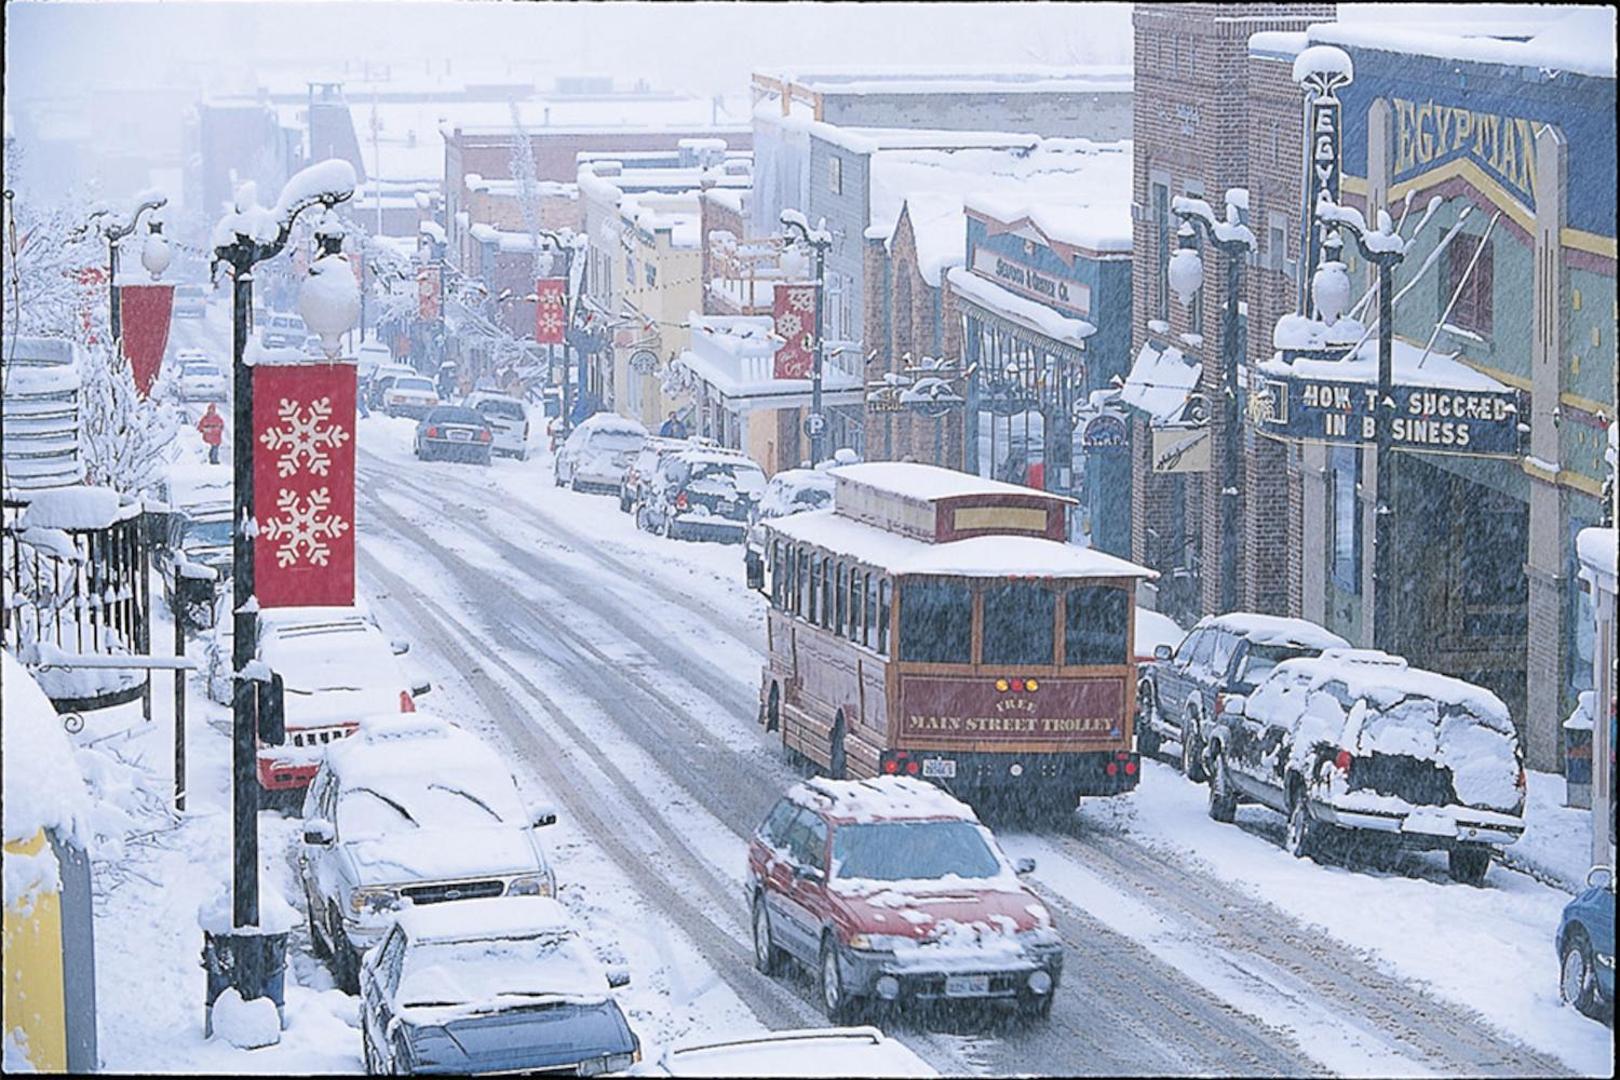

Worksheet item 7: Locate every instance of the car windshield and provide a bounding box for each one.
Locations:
[475,399,525,421]
[831,820,1002,882]
[178,285,203,297]
[184,519,232,547]
[336,770,525,839]
[396,931,605,1008]
[184,364,220,376]
[395,378,435,392]
[684,461,766,497]
[792,486,832,510]
[273,317,303,330]
[1234,643,1314,687]
[587,430,643,453]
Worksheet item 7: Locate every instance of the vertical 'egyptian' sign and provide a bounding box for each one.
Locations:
[1295,49,1353,315]
[253,361,356,607]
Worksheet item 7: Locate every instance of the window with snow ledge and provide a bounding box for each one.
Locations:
[1441,231,1493,338]
[1329,445,1360,595]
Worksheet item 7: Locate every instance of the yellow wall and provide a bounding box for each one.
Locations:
[3,831,67,1072]
[616,216,703,429]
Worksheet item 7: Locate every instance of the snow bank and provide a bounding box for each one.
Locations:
[1,651,93,909]
[17,486,128,530]
[210,989,281,1050]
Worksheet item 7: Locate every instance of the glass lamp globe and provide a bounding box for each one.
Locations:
[300,253,361,357]
[141,223,172,280]
[1168,247,1204,306]
[1312,260,1352,325]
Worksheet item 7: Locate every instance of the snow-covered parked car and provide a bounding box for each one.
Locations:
[173,282,208,318]
[462,391,530,459]
[1137,612,1348,780]
[1556,865,1614,1018]
[299,714,560,994]
[639,446,766,543]
[383,375,441,419]
[360,897,635,1075]
[173,349,228,401]
[259,312,307,349]
[1203,648,1526,885]
[619,435,689,514]
[638,1027,933,1077]
[747,776,1060,1023]
[744,466,835,586]
[554,413,648,493]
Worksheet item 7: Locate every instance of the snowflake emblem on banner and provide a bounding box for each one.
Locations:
[787,287,815,314]
[775,311,804,341]
[259,397,351,478]
[262,487,351,567]
[537,306,564,338]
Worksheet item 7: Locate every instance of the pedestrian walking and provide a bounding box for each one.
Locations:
[198,402,225,465]
[659,410,688,439]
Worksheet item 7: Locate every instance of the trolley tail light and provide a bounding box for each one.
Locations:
[880,750,920,776]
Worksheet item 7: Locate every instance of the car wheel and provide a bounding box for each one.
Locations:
[329,906,360,994]
[1181,709,1207,783]
[1019,990,1055,1022]
[752,895,786,976]
[635,505,651,533]
[518,449,528,462]
[1136,680,1162,758]
[307,895,330,960]
[1447,846,1492,887]
[1560,930,1599,1015]
[1284,785,1320,862]
[571,477,583,492]
[619,490,632,513]
[819,937,854,1024]
[661,514,676,540]
[1207,744,1238,823]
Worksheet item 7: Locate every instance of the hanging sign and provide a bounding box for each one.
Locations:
[1152,426,1211,473]
[417,268,441,321]
[534,277,567,344]
[253,361,356,607]
[773,283,817,380]
[118,284,175,398]
[1082,413,1129,454]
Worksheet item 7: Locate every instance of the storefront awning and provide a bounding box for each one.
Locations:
[947,266,1091,362]
[1118,341,1200,425]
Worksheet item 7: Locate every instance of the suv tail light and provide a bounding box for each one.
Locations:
[426,426,440,438]
[1333,748,1353,772]
[477,429,491,442]
[675,492,688,510]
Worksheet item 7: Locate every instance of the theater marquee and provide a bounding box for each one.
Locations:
[1245,370,1524,456]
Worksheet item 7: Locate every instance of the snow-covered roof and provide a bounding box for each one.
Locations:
[945,266,1095,347]
[766,508,1153,580]
[621,191,702,249]
[788,775,978,824]
[18,485,138,530]
[1196,612,1349,651]
[441,93,751,136]
[575,412,649,437]
[1261,332,1512,393]
[833,461,1058,503]
[2,650,93,852]
[1577,526,1617,595]
[679,314,863,402]
[760,65,1132,97]
[1118,341,1200,424]
[1307,7,1616,80]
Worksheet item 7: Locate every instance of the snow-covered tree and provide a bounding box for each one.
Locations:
[2,191,108,344]
[507,104,547,279]
[79,341,179,497]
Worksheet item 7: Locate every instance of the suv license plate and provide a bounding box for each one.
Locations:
[922,758,956,778]
[945,974,989,997]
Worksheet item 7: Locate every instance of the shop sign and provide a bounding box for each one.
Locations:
[1151,425,1211,473]
[1082,413,1129,453]
[1300,70,1345,311]
[971,248,1090,318]
[1391,98,1537,213]
[1244,370,1523,455]
[628,349,658,375]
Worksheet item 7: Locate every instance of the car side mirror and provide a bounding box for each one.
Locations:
[303,818,335,846]
[606,965,631,989]
[410,679,432,698]
[1154,644,1173,661]
[1014,857,1037,876]
[1221,695,1247,717]
[530,805,558,829]
[391,638,411,655]
[1588,866,1614,891]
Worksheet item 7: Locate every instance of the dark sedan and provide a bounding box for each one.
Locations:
[414,406,493,465]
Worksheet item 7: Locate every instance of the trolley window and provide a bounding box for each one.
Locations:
[1065,586,1129,666]
[982,582,1056,667]
[899,579,972,664]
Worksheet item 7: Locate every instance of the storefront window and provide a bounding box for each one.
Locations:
[1442,232,1494,337]
[1330,445,1360,594]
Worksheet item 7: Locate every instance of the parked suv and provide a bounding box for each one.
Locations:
[747,776,1060,1022]
[744,466,835,588]
[1137,613,1348,781]
[640,446,766,543]
[298,713,559,992]
[554,413,648,493]
[1203,648,1526,885]
[462,391,531,459]
[619,435,689,513]
[259,312,307,350]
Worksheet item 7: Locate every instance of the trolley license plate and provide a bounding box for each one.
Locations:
[922,758,957,778]
[944,974,989,997]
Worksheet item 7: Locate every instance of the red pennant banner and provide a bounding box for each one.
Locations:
[77,266,106,345]
[773,283,817,380]
[418,269,441,321]
[118,284,175,398]
[252,362,357,608]
[535,277,566,344]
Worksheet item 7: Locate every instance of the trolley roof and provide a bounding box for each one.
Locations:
[830,462,1073,505]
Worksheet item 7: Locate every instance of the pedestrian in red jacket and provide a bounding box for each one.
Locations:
[198,403,225,464]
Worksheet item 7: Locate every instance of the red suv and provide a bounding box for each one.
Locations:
[746,776,1062,1022]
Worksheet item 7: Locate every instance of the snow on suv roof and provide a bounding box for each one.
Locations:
[789,775,979,824]
[395,895,574,944]
[327,713,505,783]
[579,413,648,436]
[1197,612,1348,651]
[1276,650,1511,723]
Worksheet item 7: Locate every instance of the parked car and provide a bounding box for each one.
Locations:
[619,436,689,513]
[173,282,208,318]
[640,1027,933,1077]
[1137,612,1348,780]
[1557,865,1615,1018]
[462,391,530,459]
[202,600,391,705]
[358,896,634,1075]
[259,312,307,349]
[1204,648,1526,884]
[554,413,648,493]
[743,467,835,586]
[747,776,1060,1022]
[383,375,441,419]
[355,340,393,384]
[414,405,494,465]
[370,364,418,409]
[177,357,228,402]
[299,713,559,993]
[301,334,329,358]
[639,447,766,543]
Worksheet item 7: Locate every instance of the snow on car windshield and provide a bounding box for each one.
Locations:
[831,820,1001,882]
[184,519,232,547]
[184,363,220,376]
[395,377,435,392]
[337,772,525,838]
[396,931,605,1009]
[587,431,643,453]
[475,398,525,421]
[687,462,766,497]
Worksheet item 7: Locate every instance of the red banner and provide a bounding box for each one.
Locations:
[253,362,356,608]
[77,266,106,345]
[417,269,441,321]
[534,277,566,344]
[773,283,817,380]
[118,284,175,398]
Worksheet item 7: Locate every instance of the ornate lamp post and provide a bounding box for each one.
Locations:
[779,211,833,466]
[72,192,169,344]
[1167,194,1255,615]
[533,227,585,435]
[207,161,355,1028]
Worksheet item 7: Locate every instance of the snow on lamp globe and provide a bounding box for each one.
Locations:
[300,212,360,357]
[1311,256,1351,326]
[141,211,172,280]
[1167,228,1204,307]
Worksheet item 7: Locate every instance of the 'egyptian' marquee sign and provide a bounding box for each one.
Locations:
[253,362,356,607]
[1391,98,1538,213]
[1245,368,1523,456]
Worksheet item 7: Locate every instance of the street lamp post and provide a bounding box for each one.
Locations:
[531,228,582,434]
[208,164,354,1020]
[75,193,169,343]
[1168,195,1254,615]
[780,212,833,466]
[1315,198,1406,651]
